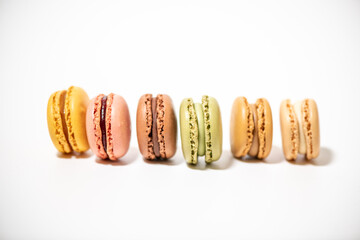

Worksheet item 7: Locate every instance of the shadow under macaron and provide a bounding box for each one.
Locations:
[287,147,333,166]
[56,151,93,159]
[142,148,184,166]
[186,149,235,170]
[95,147,138,166]
[235,145,284,164]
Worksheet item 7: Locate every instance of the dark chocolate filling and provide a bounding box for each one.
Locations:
[151,97,161,158]
[100,95,107,153]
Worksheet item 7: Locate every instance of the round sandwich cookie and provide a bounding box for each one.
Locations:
[280,99,320,160]
[230,97,273,159]
[47,86,90,153]
[180,96,223,165]
[86,93,131,160]
[136,94,177,160]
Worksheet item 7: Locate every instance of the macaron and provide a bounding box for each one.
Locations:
[86,93,131,160]
[47,86,90,153]
[280,99,320,160]
[180,96,223,164]
[230,97,273,159]
[136,94,177,160]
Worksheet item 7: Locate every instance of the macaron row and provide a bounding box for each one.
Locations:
[47,86,320,164]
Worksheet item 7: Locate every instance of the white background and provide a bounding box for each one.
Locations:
[0,0,360,239]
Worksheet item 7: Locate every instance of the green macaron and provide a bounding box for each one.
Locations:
[180,96,222,164]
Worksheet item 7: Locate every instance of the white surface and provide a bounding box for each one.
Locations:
[0,1,360,239]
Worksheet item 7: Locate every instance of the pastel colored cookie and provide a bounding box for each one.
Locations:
[86,93,131,160]
[230,97,273,159]
[280,99,320,160]
[180,96,223,164]
[47,86,89,153]
[136,94,177,160]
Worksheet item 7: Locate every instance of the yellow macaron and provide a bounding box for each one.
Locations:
[280,99,320,160]
[47,86,89,153]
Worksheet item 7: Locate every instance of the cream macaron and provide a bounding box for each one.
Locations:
[280,99,320,160]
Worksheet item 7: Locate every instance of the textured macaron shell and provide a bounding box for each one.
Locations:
[280,100,300,160]
[294,101,307,155]
[256,98,273,159]
[136,94,155,160]
[107,94,131,160]
[302,99,320,160]
[47,90,72,153]
[180,98,198,164]
[65,86,90,152]
[86,95,108,159]
[230,97,254,158]
[160,94,177,159]
[194,103,205,156]
[202,96,222,163]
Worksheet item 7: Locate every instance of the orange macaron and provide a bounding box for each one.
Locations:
[230,97,273,159]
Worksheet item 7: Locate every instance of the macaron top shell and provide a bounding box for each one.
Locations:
[179,98,199,164]
[230,97,254,158]
[202,96,222,163]
[280,99,300,160]
[302,99,320,160]
[47,90,72,153]
[255,98,273,159]
[65,86,90,152]
[86,94,107,159]
[136,94,155,159]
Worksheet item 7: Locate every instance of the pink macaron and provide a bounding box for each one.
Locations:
[86,93,131,160]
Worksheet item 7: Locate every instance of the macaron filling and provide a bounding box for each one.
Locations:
[100,95,108,153]
[152,97,161,158]
[194,103,205,156]
[248,104,259,157]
